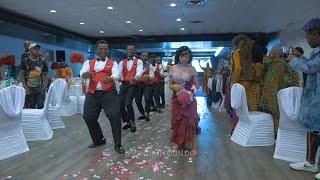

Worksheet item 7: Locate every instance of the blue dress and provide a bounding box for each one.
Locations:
[290,47,320,131]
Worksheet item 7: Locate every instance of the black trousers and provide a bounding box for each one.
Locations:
[153,84,160,107]
[135,83,153,115]
[83,90,121,146]
[119,83,138,123]
[27,87,45,109]
[153,83,163,107]
[159,82,165,106]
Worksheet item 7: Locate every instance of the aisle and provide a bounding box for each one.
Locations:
[0,97,312,180]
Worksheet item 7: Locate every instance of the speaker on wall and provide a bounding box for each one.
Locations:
[56,50,66,62]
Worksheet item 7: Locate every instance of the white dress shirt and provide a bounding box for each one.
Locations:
[150,63,165,77]
[80,57,119,90]
[119,57,143,80]
[146,64,155,79]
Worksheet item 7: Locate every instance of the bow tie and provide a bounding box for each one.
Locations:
[97,58,105,61]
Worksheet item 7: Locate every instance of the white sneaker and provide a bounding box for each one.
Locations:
[289,161,318,173]
[316,173,320,180]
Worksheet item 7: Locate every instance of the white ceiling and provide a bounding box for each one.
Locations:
[0,0,319,37]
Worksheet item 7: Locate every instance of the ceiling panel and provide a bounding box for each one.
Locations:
[0,0,319,37]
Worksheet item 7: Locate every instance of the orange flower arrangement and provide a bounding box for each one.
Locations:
[51,62,61,70]
[3,55,16,65]
[70,53,84,64]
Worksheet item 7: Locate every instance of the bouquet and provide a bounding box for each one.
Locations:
[176,88,193,106]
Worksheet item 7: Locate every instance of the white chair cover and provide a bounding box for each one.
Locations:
[274,87,306,162]
[47,79,67,129]
[0,86,25,117]
[278,87,301,121]
[21,86,54,141]
[78,96,86,114]
[231,83,275,147]
[0,86,29,160]
[60,84,80,116]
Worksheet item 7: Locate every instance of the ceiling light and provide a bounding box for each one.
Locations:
[80,22,85,25]
[170,3,177,7]
[176,18,182,22]
[100,30,104,34]
[50,10,56,13]
[139,29,143,32]
[126,21,131,24]
[107,6,114,10]
[180,27,185,31]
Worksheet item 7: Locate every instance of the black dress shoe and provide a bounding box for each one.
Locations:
[150,108,157,112]
[88,139,106,148]
[114,145,125,154]
[130,126,136,133]
[122,124,131,130]
[145,116,150,122]
[138,116,146,120]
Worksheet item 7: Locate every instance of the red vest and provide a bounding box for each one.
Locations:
[122,58,138,84]
[154,64,164,83]
[141,66,153,85]
[87,59,115,94]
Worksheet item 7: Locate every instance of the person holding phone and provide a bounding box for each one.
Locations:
[289,18,320,180]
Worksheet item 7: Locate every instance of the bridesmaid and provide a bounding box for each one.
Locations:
[169,46,200,156]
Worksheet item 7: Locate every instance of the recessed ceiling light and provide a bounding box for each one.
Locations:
[126,21,131,24]
[50,10,56,13]
[100,30,104,33]
[170,3,177,7]
[107,6,114,10]
[80,22,85,25]
[180,27,185,31]
[139,29,143,32]
[176,18,182,22]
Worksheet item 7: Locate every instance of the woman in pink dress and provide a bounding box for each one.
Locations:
[169,46,200,156]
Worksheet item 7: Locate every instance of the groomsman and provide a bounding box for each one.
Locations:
[135,52,154,121]
[150,54,164,112]
[119,45,143,132]
[80,40,124,154]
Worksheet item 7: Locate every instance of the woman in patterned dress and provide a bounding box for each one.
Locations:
[260,45,299,134]
[229,34,254,134]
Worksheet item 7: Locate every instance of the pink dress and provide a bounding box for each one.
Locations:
[169,65,200,146]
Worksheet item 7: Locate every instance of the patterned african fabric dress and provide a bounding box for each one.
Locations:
[260,57,299,133]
